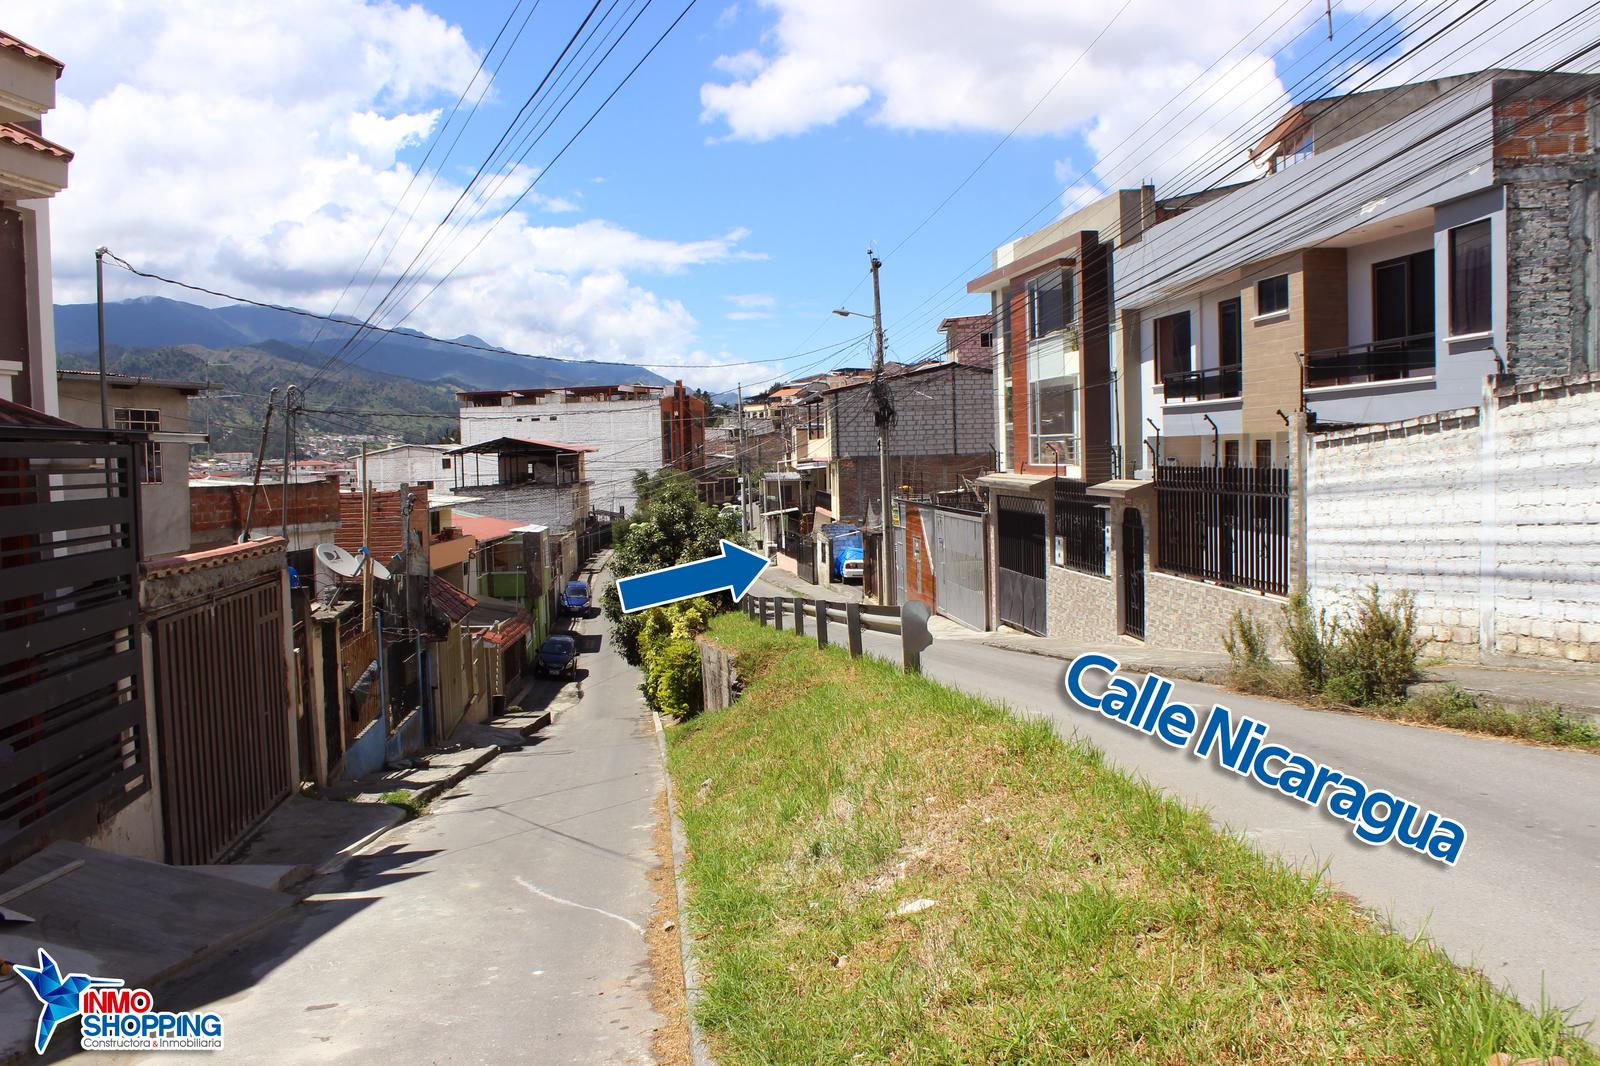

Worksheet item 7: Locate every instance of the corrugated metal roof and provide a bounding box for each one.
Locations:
[0,396,76,428]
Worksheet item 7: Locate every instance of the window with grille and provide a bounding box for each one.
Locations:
[114,408,162,483]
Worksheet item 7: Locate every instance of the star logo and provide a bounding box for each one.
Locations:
[12,948,122,1054]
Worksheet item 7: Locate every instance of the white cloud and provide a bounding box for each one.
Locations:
[725,293,775,308]
[10,0,755,389]
[703,0,1600,197]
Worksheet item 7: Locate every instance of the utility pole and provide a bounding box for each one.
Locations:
[94,247,110,429]
[735,381,747,536]
[362,441,373,633]
[281,384,300,547]
[239,388,278,543]
[869,251,895,606]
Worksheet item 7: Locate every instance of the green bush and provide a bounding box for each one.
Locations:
[1222,608,1272,670]
[644,639,703,718]
[635,597,714,718]
[1282,591,1339,694]
[1324,584,1419,705]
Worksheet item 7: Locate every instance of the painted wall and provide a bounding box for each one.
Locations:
[1306,371,1600,664]
[358,445,455,492]
[460,399,661,513]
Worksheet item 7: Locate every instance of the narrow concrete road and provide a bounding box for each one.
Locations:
[84,569,668,1065]
[751,577,1600,1035]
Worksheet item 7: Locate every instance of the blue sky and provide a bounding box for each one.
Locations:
[14,0,1576,393]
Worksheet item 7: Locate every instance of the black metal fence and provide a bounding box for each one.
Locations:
[1053,478,1107,576]
[1,430,150,863]
[1155,464,1289,595]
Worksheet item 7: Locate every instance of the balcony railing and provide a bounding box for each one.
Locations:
[1163,364,1241,402]
[1304,333,1435,388]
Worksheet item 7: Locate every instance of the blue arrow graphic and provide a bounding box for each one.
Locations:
[616,539,770,613]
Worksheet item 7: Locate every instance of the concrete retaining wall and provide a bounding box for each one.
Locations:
[1143,570,1286,654]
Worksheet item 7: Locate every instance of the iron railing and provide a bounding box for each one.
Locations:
[1155,464,1289,595]
[1162,364,1242,402]
[1303,332,1435,387]
[1053,478,1108,576]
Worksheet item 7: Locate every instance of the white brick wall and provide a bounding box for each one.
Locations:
[1306,372,1600,663]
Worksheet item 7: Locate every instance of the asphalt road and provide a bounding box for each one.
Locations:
[752,577,1600,1035]
[82,570,667,1065]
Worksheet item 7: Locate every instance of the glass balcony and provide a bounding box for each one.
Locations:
[1162,364,1242,402]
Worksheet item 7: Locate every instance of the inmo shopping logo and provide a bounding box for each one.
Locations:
[13,948,224,1054]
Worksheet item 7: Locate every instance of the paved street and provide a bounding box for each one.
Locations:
[752,576,1600,1034]
[79,570,667,1065]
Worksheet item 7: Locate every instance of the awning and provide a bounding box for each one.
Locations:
[1087,478,1155,501]
[976,471,1054,492]
[479,610,533,649]
[447,436,595,456]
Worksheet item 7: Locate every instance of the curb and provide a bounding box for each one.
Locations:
[652,710,716,1066]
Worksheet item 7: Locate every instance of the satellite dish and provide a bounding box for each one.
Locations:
[367,556,391,581]
[315,543,362,578]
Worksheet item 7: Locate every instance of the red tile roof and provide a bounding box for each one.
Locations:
[0,122,72,161]
[450,514,526,544]
[0,33,63,72]
[479,610,532,648]
[429,575,478,623]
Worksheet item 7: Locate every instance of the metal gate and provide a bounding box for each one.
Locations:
[1122,508,1146,640]
[795,534,817,584]
[931,508,985,630]
[995,495,1046,635]
[150,578,292,864]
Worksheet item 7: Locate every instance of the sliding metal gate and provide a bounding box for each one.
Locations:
[931,508,985,630]
[995,495,1046,635]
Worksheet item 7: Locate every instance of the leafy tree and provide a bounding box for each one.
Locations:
[602,468,745,663]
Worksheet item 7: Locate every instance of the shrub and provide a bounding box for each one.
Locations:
[1324,584,1419,706]
[1222,609,1272,670]
[1282,591,1338,695]
[644,639,703,718]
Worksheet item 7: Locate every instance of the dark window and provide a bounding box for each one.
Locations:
[442,457,452,470]
[1449,220,1492,335]
[113,408,162,483]
[1223,440,1240,467]
[1027,269,1072,339]
[1219,297,1242,367]
[1372,250,1435,341]
[1255,439,1273,469]
[980,331,993,347]
[1256,274,1289,315]
[1155,312,1192,380]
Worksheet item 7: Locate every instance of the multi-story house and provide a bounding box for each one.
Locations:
[1116,70,1600,475]
[964,187,1155,635]
[457,381,707,514]
[936,315,997,369]
[0,31,68,415]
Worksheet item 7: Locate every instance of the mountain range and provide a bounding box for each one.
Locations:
[54,296,673,392]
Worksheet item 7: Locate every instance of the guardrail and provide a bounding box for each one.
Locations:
[744,595,933,673]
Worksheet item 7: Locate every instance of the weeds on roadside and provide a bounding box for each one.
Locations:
[379,789,429,819]
[1219,586,1599,752]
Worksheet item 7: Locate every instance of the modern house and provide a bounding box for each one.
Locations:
[1115,70,1600,476]
[457,381,708,514]
[57,369,210,556]
[0,31,68,416]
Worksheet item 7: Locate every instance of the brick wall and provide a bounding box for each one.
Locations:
[1306,371,1600,664]
[190,476,341,550]
[832,364,994,460]
[902,504,936,611]
[1044,565,1116,645]
[1143,571,1286,654]
[834,454,993,524]
[334,485,430,562]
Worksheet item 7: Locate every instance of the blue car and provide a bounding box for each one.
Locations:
[536,634,578,679]
[561,580,591,616]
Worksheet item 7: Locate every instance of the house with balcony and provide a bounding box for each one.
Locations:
[0,32,68,416]
[1117,70,1600,477]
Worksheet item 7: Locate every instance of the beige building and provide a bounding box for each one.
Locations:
[0,31,69,415]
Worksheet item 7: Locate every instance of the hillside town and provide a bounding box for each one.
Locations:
[2,7,1599,1065]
